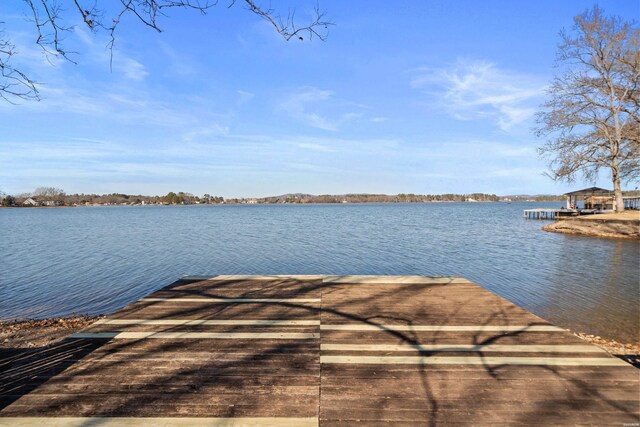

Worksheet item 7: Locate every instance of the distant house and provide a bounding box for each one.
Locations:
[23,198,39,206]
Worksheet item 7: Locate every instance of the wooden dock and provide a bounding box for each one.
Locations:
[1,275,638,425]
[523,208,579,219]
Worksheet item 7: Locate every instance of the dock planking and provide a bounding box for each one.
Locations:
[1,275,638,426]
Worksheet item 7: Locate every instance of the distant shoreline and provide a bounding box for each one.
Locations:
[0,200,564,209]
[2,191,573,208]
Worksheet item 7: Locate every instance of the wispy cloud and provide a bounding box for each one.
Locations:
[9,81,216,131]
[280,87,365,132]
[74,27,149,82]
[297,142,336,152]
[414,139,536,160]
[411,59,546,131]
[182,124,231,142]
[281,87,339,131]
[157,41,199,77]
[285,162,328,172]
[114,56,148,81]
[236,90,255,105]
[0,139,126,161]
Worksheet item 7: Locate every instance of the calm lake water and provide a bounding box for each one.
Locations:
[1,202,638,342]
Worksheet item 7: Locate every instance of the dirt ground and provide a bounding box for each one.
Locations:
[543,210,640,238]
[0,316,103,348]
[573,210,640,221]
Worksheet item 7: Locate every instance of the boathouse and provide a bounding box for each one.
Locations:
[624,195,640,210]
[564,187,614,210]
[523,187,616,219]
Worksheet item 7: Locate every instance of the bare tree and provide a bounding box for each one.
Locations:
[0,1,332,102]
[33,186,66,203]
[536,7,639,212]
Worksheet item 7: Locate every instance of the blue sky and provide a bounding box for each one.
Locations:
[1,0,638,197]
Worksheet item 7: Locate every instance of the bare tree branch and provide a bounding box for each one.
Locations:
[243,0,332,41]
[536,6,639,211]
[0,0,332,101]
[0,26,40,102]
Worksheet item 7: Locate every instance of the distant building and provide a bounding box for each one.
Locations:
[23,198,39,206]
[623,196,639,210]
[564,187,613,210]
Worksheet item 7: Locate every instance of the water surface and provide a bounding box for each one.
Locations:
[1,202,638,342]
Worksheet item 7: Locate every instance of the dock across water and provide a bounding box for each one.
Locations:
[1,275,638,425]
[523,208,579,219]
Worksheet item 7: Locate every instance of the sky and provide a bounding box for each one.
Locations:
[1,0,638,197]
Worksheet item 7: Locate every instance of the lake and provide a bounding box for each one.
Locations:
[1,202,638,343]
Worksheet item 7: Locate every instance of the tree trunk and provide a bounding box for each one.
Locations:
[611,154,625,212]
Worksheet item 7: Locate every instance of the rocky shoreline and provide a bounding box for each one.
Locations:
[543,211,640,239]
[1,315,638,368]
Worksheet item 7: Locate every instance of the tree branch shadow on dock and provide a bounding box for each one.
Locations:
[0,277,637,425]
[0,338,106,411]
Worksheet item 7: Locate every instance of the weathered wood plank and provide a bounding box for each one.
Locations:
[1,275,637,425]
[0,417,318,427]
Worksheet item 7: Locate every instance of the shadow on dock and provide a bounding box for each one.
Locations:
[1,276,637,425]
[0,338,106,411]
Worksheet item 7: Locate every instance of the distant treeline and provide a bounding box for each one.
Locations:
[4,188,635,207]
[239,193,501,204]
[1,189,510,207]
[510,195,565,202]
[0,189,225,207]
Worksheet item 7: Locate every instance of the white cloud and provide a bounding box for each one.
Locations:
[285,162,327,172]
[59,26,149,82]
[9,79,215,130]
[411,59,546,131]
[182,124,231,142]
[236,90,255,105]
[114,56,148,81]
[281,87,338,131]
[0,139,126,161]
[157,41,199,77]
[297,142,336,152]
[280,87,366,132]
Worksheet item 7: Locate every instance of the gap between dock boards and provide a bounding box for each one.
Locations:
[1,275,637,425]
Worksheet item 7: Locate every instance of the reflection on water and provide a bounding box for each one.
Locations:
[0,202,638,342]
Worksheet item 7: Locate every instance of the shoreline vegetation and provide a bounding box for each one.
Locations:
[3,189,639,208]
[543,211,640,239]
[1,190,571,208]
[1,315,637,368]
